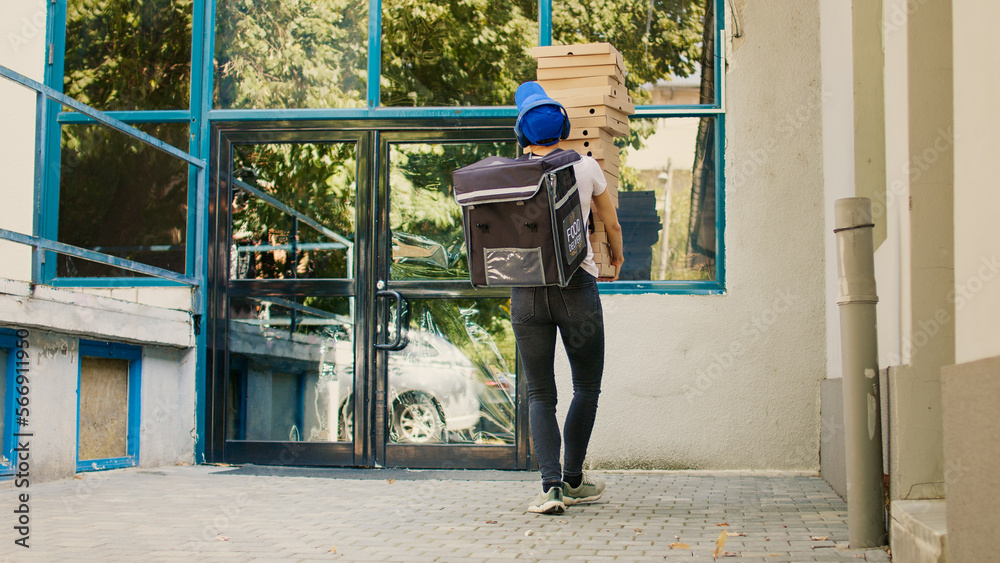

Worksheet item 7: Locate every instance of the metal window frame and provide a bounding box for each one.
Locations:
[34,0,725,463]
[0,330,20,477]
[38,0,724,294]
[75,340,142,472]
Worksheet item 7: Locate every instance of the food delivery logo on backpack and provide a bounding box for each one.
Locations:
[561,205,585,263]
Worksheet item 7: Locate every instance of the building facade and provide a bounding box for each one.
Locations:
[1,1,995,559]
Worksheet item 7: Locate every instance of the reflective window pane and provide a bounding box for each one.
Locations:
[214,0,367,109]
[228,296,353,442]
[389,141,518,281]
[551,0,713,106]
[64,0,191,111]
[617,116,716,280]
[387,298,516,445]
[57,123,189,277]
[381,0,537,106]
[231,143,357,280]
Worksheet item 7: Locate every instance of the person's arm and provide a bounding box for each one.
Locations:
[591,189,624,281]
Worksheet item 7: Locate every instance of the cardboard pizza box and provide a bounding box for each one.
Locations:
[571,114,629,136]
[531,42,621,59]
[545,86,633,105]
[536,52,625,73]
[536,75,620,91]
[555,130,614,153]
[557,94,634,116]
[566,104,630,124]
[537,64,625,83]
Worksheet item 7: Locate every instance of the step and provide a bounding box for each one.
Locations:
[890,499,947,563]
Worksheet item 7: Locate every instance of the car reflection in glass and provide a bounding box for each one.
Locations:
[336,330,515,444]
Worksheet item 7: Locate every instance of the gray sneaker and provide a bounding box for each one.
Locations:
[562,473,605,505]
[527,487,567,514]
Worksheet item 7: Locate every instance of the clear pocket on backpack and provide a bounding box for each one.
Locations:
[484,247,545,286]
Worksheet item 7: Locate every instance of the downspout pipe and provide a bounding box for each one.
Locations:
[834,197,887,548]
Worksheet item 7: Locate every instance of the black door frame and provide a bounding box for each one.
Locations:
[205,119,531,470]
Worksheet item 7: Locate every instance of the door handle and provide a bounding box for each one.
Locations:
[375,290,409,351]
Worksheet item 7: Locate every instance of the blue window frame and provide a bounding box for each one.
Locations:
[76,340,142,472]
[0,328,32,478]
[1,330,21,476]
[40,0,725,294]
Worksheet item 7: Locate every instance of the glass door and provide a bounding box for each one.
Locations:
[374,131,529,469]
[209,129,371,466]
[208,125,530,470]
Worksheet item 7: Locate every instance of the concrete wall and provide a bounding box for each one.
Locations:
[943,2,1000,561]
[579,0,827,471]
[0,0,47,281]
[941,357,1000,563]
[952,0,1000,366]
[2,284,196,483]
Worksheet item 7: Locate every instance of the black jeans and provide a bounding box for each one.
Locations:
[510,269,604,486]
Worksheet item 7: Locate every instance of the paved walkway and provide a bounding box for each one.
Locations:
[1,466,891,562]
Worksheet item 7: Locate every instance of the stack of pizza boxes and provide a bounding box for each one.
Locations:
[531,42,633,279]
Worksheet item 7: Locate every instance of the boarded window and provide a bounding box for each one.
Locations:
[78,357,130,461]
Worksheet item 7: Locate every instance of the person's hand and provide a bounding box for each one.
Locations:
[598,254,624,282]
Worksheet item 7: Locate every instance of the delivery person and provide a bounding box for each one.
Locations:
[511,81,625,514]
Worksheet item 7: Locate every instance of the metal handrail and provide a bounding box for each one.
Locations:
[0,228,198,286]
[0,65,205,311]
[0,65,205,169]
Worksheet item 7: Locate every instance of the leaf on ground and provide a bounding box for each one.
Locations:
[328,546,337,553]
[668,542,691,549]
[727,532,747,537]
[524,530,534,536]
[715,522,730,526]
[486,520,498,524]
[810,536,829,541]
[387,479,396,484]
[216,535,229,542]
[713,530,727,559]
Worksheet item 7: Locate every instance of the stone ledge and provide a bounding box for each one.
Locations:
[0,278,194,348]
[890,499,947,563]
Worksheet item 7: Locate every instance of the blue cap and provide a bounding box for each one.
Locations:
[514,82,571,147]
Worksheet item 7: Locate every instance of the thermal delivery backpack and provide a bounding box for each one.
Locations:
[452,149,586,287]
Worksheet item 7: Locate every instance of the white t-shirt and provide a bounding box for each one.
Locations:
[527,150,607,277]
[571,154,607,278]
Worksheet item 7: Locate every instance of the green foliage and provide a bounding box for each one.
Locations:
[552,0,704,100]
[232,143,357,280]
[381,0,538,106]
[214,0,367,108]
[64,0,192,110]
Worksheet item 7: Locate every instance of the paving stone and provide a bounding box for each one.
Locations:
[0,466,893,562]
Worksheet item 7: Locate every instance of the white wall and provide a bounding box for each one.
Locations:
[0,0,47,281]
[820,0,854,382]
[952,0,1000,365]
[879,0,912,368]
[579,0,828,470]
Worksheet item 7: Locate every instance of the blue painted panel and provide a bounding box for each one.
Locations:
[76,340,142,473]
